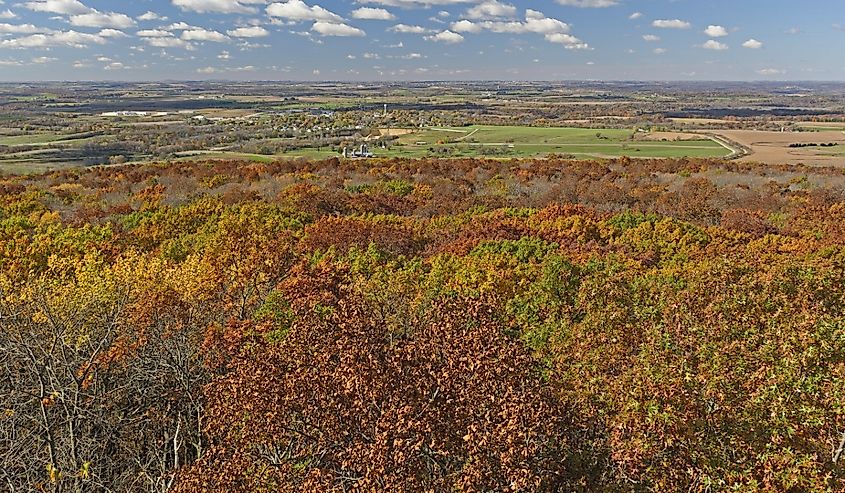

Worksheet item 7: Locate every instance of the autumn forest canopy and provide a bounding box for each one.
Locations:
[1,154,845,492]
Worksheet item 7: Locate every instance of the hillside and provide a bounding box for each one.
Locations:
[1,156,844,492]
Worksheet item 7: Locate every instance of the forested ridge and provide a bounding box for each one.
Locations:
[1,157,844,492]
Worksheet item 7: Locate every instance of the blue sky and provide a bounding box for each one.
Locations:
[0,0,843,81]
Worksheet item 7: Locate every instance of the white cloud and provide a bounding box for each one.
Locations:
[0,30,107,48]
[172,0,258,14]
[137,29,172,37]
[652,19,691,29]
[266,1,343,22]
[311,21,365,37]
[69,11,136,29]
[389,23,430,33]
[555,0,618,7]
[642,34,659,42]
[350,7,395,20]
[701,39,728,50]
[653,47,666,54]
[545,32,588,49]
[137,11,167,21]
[450,19,480,33]
[356,0,476,7]
[227,26,269,37]
[757,68,785,76]
[466,1,516,19]
[742,38,763,49]
[448,9,588,49]
[144,36,194,49]
[704,25,728,37]
[181,28,229,42]
[98,28,127,38]
[22,0,91,15]
[628,12,642,20]
[0,9,17,19]
[0,22,45,33]
[425,29,463,43]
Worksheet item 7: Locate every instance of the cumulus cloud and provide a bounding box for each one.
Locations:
[137,29,172,37]
[0,30,107,48]
[266,1,343,22]
[0,9,17,19]
[98,28,127,38]
[704,25,728,37]
[357,0,476,7]
[172,0,259,14]
[757,68,785,76]
[22,0,91,16]
[652,19,691,29]
[69,11,136,29]
[425,29,464,43]
[180,28,229,42]
[227,26,269,37]
[628,12,642,20]
[0,22,45,33]
[642,34,659,42]
[137,11,167,21]
[545,32,588,49]
[145,36,194,49]
[350,7,395,20]
[389,23,430,33]
[449,9,589,49]
[311,21,365,37]
[466,1,516,19]
[701,39,728,50]
[555,0,618,7]
[742,38,763,49]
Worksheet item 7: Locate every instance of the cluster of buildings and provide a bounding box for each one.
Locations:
[342,144,374,158]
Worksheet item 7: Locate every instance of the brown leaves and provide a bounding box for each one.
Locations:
[175,271,572,492]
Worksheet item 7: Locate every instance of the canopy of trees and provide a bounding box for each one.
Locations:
[1,156,844,491]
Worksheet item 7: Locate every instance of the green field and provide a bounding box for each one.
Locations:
[0,132,96,146]
[282,125,732,160]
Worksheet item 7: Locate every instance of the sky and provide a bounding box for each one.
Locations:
[0,0,843,81]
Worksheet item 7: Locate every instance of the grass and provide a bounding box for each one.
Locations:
[281,125,731,160]
[0,132,96,146]
[0,160,76,175]
[0,125,733,174]
[175,152,278,163]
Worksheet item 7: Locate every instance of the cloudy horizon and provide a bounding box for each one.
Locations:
[0,0,842,81]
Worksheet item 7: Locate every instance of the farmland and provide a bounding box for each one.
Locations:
[3,81,845,174]
[280,125,732,160]
[714,129,845,166]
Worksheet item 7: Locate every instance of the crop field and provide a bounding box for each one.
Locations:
[714,129,845,166]
[0,133,73,146]
[392,125,730,158]
[280,125,731,160]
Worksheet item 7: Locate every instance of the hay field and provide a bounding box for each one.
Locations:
[714,129,845,166]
